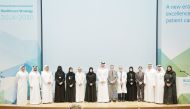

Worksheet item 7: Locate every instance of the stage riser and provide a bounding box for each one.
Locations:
[0,107,190,109]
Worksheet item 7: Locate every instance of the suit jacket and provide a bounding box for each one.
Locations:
[135,71,144,85]
[108,70,117,85]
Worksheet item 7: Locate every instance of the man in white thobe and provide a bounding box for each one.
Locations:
[144,64,156,103]
[16,65,28,105]
[155,65,165,104]
[75,67,85,102]
[29,66,41,104]
[97,62,109,103]
[41,65,53,103]
[117,66,127,101]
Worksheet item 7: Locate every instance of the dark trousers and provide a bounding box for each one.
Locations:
[137,84,144,101]
[118,93,125,101]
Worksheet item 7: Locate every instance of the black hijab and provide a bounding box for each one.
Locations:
[88,67,94,74]
[129,66,134,72]
[56,66,64,74]
[166,65,174,74]
[68,67,73,73]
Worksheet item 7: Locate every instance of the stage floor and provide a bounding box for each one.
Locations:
[1,102,190,109]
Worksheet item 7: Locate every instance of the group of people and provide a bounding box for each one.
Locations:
[16,62,177,105]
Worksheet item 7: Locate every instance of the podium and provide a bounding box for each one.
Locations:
[0,77,17,104]
[176,77,190,104]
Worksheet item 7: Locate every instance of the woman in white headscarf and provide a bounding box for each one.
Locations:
[41,65,53,103]
[16,65,28,105]
[29,66,41,104]
[155,65,165,104]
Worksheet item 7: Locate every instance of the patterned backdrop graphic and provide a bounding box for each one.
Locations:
[0,0,41,104]
[158,0,190,104]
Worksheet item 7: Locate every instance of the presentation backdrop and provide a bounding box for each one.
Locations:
[0,0,41,104]
[158,0,190,76]
[158,0,190,103]
[42,0,157,72]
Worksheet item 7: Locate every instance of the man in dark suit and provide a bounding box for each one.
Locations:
[135,66,144,102]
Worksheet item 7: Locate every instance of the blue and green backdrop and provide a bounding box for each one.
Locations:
[158,0,190,104]
[0,0,41,104]
[0,0,190,104]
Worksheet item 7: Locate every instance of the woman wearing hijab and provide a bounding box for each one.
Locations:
[29,66,41,104]
[54,66,65,102]
[66,67,76,102]
[41,65,53,104]
[163,65,177,104]
[85,67,97,102]
[16,65,28,105]
[127,66,137,101]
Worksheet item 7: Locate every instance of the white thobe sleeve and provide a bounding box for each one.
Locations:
[97,70,103,82]
[50,72,54,85]
[16,72,20,82]
[81,73,85,85]
[102,70,108,82]
[144,73,147,84]
[152,71,156,86]
[29,73,33,87]
[41,72,48,84]
[76,74,80,85]
[38,73,42,88]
